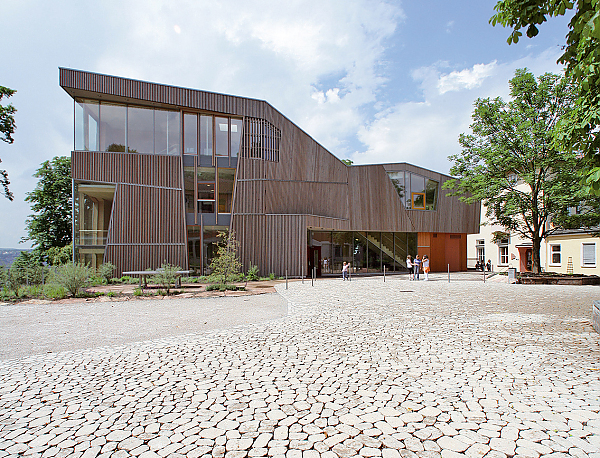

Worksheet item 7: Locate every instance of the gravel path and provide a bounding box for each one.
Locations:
[0,276,598,458]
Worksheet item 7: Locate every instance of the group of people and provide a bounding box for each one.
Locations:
[406,255,430,281]
[475,259,492,272]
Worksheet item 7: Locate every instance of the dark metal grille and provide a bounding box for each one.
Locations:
[241,117,281,162]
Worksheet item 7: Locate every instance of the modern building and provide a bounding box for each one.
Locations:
[60,68,480,277]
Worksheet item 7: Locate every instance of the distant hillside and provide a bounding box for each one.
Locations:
[0,249,31,267]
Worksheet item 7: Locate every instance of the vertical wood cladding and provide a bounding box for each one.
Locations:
[72,151,186,276]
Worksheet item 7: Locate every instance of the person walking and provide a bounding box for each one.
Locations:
[422,255,430,281]
[342,262,349,281]
[414,255,422,280]
[406,255,413,280]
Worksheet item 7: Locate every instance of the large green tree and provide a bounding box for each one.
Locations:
[0,86,17,201]
[491,0,600,194]
[23,156,72,259]
[444,69,600,274]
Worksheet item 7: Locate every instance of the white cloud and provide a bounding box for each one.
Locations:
[354,48,565,174]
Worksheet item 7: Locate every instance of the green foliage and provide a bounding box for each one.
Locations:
[0,86,16,201]
[106,291,116,298]
[52,262,91,297]
[206,283,241,292]
[97,262,116,284]
[43,284,67,300]
[46,243,73,266]
[445,69,600,273]
[491,0,600,194]
[23,156,72,258]
[341,159,354,166]
[151,262,181,295]
[207,231,242,287]
[133,287,143,297]
[245,264,259,281]
[268,272,275,280]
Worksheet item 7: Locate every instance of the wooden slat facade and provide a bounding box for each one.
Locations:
[62,68,480,276]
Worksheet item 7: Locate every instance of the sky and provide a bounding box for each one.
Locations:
[0,0,573,249]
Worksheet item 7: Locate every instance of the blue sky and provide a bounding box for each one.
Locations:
[0,0,572,249]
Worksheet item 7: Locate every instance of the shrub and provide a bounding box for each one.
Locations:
[208,231,242,287]
[268,272,275,281]
[206,283,242,292]
[133,287,142,297]
[46,243,73,266]
[97,262,116,284]
[246,264,259,281]
[106,291,116,298]
[43,284,67,300]
[53,262,91,297]
[151,263,181,295]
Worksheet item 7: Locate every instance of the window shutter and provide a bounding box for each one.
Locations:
[582,243,596,266]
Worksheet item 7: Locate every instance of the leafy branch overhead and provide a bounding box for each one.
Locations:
[0,86,17,201]
[444,69,600,274]
[491,0,600,194]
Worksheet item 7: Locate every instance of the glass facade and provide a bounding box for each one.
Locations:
[387,171,438,210]
[218,168,236,213]
[184,113,198,154]
[310,230,417,274]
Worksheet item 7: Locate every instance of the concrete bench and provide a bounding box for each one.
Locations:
[122,270,190,288]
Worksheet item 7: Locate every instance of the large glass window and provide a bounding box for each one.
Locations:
[184,113,198,155]
[187,226,201,272]
[197,167,215,214]
[394,232,409,270]
[353,232,368,273]
[200,115,213,156]
[218,168,236,213]
[75,100,99,151]
[100,103,126,152]
[215,117,229,156]
[381,232,395,272]
[127,106,154,154]
[231,118,242,157]
[387,171,438,210]
[367,232,382,272]
[311,232,333,274]
[332,232,353,274]
[155,109,180,155]
[74,183,115,248]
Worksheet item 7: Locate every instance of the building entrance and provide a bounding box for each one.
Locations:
[307,247,321,277]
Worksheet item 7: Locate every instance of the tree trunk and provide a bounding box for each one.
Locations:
[532,236,542,274]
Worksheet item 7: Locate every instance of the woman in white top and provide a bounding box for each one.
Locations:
[406,255,413,280]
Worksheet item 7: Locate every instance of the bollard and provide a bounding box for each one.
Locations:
[483,270,486,283]
[384,265,386,282]
[448,264,450,283]
[311,268,314,287]
[286,269,288,290]
[302,266,304,284]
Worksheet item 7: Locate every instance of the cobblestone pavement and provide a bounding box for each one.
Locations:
[0,277,599,458]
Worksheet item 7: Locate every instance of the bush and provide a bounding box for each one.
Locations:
[208,231,242,287]
[133,287,142,297]
[43,284,67,300]
[97,262,116,284]
[46,243,73,266]
[268,272,275,280]
[206,283,242,292]
[53,262,92,297]
[151,263,181,295]
[245,264,259,281]
[106,291,116,298]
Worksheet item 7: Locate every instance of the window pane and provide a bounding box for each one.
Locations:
[184,113,198,154]
[353,232,368,273]
[198,201,214,214]
[75,100,99,151]
[215,117,229,156]
[231,118,242,157]
[198,183,215,200]
[100,103,126,152]
[200,115,213,156]
[127,106,154,154]
[184,166,195,213]
[412,193,425,209]
[197,167,215,182]
[155,109,181,155]
[187,226,201,272]
[367,232,382,272]
[218,168,236,213]
[425,179,438,210]
[332,232,353,274]
[411,173,425,195]
[311,231,332,274]
[381,232,395,271]
[394,232,408,270]
[387,172,405,203]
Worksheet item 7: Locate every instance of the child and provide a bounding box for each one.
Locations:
[422,255,430,281]
[406,255,413,280]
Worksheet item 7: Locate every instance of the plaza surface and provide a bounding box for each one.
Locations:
[0,276,599,458]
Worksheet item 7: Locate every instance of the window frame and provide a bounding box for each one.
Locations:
[411,192,426,210]
[581,242,596,267]
[549,244,561,266]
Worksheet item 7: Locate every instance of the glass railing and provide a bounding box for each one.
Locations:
[77,230,109,246]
